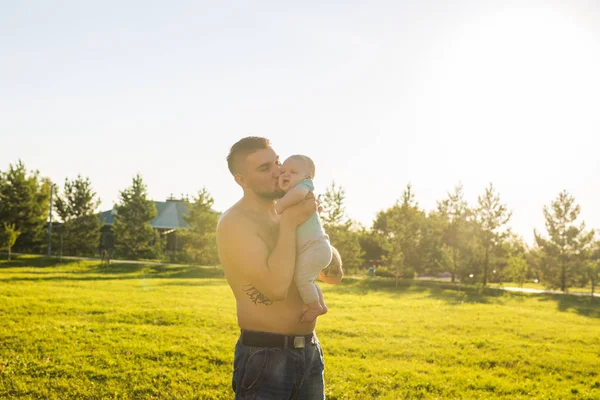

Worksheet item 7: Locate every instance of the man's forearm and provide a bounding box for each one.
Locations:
[265,219,297,300]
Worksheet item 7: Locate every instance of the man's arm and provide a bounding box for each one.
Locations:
[318,245,343,284]
[275,185,310,214]
[217,199,317,301]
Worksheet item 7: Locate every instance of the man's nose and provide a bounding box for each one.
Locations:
[273,166,282,178]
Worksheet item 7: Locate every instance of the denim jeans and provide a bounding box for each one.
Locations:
[232,332,325,399]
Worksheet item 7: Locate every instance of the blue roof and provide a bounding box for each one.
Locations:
[100,200,191,230]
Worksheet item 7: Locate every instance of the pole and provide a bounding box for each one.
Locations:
[47,183,55,257]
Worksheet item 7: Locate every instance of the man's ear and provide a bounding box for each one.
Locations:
[234,174,247,188]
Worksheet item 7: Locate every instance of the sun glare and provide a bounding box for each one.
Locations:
[433,6,598,140]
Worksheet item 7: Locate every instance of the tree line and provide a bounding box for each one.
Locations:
[320,182,599,296]
[0,161,219,266]
[1,160,598,295]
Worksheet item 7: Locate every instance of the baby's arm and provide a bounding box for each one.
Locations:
[275,185,310,214]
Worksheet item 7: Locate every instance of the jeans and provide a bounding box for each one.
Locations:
[232,332,325,399]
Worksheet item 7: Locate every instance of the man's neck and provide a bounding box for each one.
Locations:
[240,192,278,217]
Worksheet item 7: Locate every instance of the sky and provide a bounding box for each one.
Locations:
[1,0,599,244]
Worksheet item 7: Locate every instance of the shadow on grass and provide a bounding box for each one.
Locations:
[328,276,599,318]
[0,255,225,283]
[330,277,503,305]
[0,255,81,268]
[537,292,600,319]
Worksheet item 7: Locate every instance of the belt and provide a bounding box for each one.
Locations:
[241,330,315,349]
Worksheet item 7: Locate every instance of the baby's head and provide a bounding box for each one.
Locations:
[278,155,315,192]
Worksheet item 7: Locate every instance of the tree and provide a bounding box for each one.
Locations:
[496,233,527,283]
[179,188,220,265]
[437,183,470,282]
[418,210,451,277]
[0,161,51,252]
[475,183,512,286]
[320,181,346,228]
[506,253,528,288]
[534,190,594,292]
[523,243,545,285]
[1,223,20,261]
[373,184,424,279]
[320,182,364,270]
[587,241,600,300]
[358,226,385,266]
[54,175,102,256]
[112,174,159,259]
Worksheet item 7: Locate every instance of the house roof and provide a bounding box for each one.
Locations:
[99,200,191,230]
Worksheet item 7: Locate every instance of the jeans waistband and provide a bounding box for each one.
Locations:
[240,329,315,349]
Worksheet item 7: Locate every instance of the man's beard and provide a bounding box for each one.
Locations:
[256,187,285,200]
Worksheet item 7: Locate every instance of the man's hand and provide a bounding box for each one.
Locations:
[317,194,323,214]
[280,192,317,227]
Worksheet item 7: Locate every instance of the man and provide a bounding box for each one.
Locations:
[216,136,343,399]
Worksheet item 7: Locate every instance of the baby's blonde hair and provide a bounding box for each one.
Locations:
[288,154,315,179]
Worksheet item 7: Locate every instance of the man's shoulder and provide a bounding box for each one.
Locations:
[217,204,262,236]
[218,206,249,230]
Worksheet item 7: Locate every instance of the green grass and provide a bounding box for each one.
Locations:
[1,256,599,399]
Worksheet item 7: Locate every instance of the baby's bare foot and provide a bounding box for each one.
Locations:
[301,302,324,323]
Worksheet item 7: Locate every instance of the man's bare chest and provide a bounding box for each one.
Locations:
[257,222,280,250]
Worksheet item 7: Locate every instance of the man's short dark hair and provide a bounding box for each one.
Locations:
[227,136,272,175]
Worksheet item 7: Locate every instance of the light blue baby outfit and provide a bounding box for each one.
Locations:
[295,179,327,243]
[293,179,332,304]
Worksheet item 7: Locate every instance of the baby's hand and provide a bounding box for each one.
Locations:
[280,193,317,227]
[275,200,285,215]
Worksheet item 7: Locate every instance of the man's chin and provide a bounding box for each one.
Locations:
[258,188,285,200]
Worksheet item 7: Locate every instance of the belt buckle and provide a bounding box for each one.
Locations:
[293,336,305,349]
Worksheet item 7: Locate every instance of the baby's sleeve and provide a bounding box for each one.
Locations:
[297,179,314,192]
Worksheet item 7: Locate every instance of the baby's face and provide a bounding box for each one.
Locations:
[278,158,311,192]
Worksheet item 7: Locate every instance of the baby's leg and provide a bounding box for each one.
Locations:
[316,283,327,315]
[301,287,324,323]
[295,241,332,322]
[295,274,323,323]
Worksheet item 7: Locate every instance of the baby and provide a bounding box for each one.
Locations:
[276,155,333,322]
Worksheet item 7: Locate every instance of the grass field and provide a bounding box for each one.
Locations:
[1,256,599,399]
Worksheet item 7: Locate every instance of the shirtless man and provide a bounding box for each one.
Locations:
[216,137,343,399]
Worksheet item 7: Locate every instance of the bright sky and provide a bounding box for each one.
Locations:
[1,1,599,244]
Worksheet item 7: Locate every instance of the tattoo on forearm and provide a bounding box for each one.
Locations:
[242,284,273,306]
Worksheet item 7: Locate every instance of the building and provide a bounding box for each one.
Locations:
[99,198,191,252]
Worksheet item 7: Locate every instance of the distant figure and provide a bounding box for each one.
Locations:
[100,248,110,266]
[99,231,112,267]
[275,154,332,323]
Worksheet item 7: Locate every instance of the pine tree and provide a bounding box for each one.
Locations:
[55,175,102,256]
[320,182,364,269]
[534,190,594,292]
[588,241,600,300]
[0,161,51,252]
[179,188,220,265]
[437,183,469,282]
[112,174,159,259]
[475,183,512,286]
[373,184,424,279]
